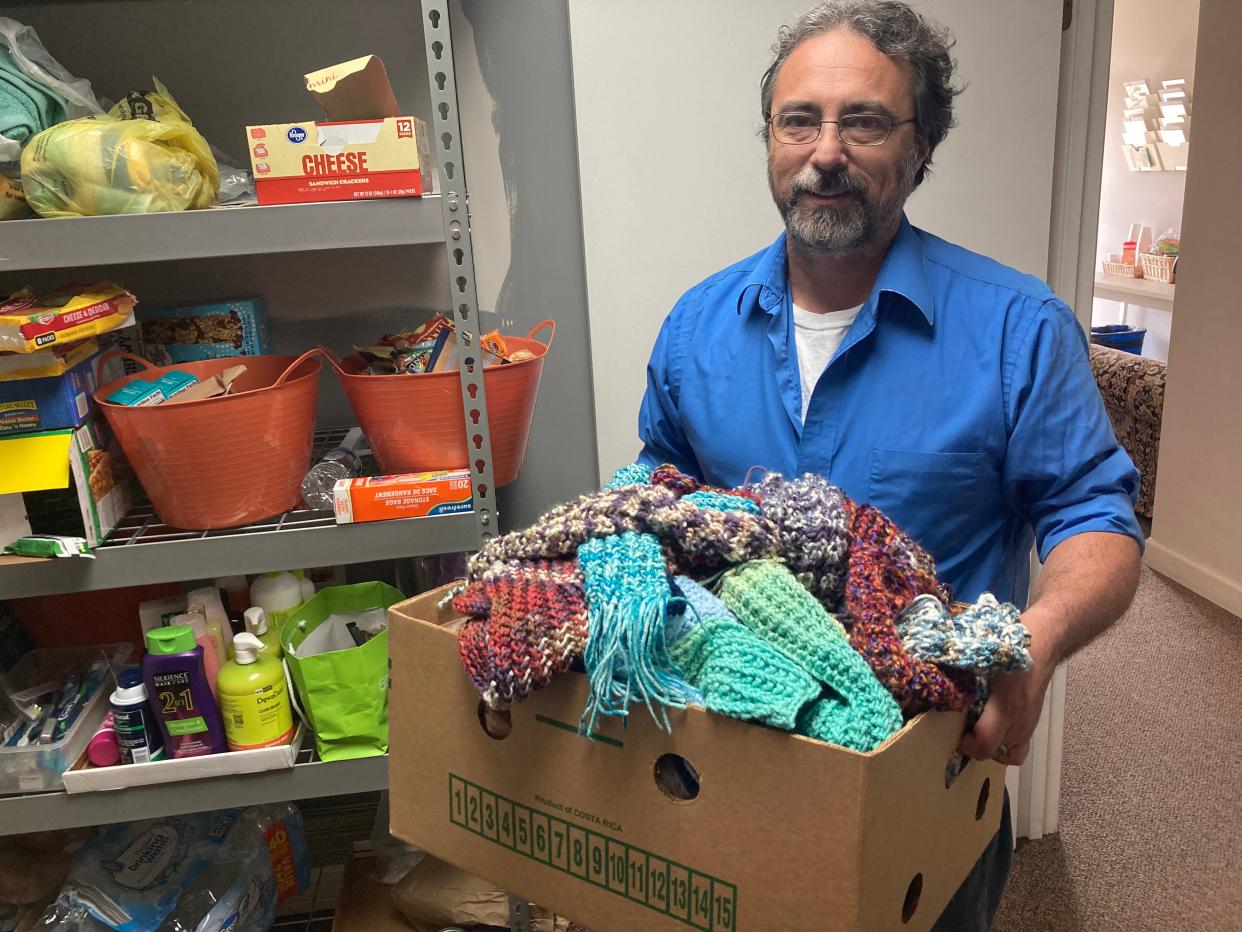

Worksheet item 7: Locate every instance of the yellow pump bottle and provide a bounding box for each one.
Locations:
[216,633,294,751]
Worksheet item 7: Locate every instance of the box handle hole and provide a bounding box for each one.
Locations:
[945,752,970,788]
[654,753,700,801]
[901,872,923,923]
[976,777,991,820]
[477,701,511,740]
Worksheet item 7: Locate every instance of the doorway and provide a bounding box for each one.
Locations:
[1088,0,1200,363]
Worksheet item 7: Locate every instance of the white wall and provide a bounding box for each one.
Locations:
[1090,0,1201,361]
[569,0,1064,480]
[1147,0,1242,618]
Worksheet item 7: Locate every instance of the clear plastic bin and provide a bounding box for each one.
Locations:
[0,645,129,794]
[4,644,132,705]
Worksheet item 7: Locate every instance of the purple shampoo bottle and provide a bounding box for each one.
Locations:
[142,625,226,757]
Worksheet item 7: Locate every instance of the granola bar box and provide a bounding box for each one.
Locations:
[136,297,271,365]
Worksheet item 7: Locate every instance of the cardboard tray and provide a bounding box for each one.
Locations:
[388,585,1004,932]
[62,724,304,794]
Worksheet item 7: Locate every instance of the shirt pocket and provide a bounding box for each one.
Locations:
[867,449,989,564]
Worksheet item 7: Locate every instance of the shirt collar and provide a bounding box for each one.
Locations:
[736,214,935,326]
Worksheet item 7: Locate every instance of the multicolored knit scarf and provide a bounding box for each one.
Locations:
[898,593,1032,676]
[746,471,854,611]
[452,463,1027,745]
[844,504,975,712]
[455,558,589,708]
[466,482,779,578]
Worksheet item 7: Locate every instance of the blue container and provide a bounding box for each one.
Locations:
[1090,324,1146,355]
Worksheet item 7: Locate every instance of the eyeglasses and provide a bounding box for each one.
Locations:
[768,111,914,147]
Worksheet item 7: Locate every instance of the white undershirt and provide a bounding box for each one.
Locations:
[793,302,862,421]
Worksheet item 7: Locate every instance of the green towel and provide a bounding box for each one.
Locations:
[0,44,70,150]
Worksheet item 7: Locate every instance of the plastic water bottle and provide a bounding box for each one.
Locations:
[301,427,364,510]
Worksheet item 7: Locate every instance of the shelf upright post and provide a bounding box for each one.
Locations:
[422,0,498,550]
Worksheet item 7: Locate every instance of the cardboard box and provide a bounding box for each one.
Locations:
[136,297,270,365]
[0,346,101,435]
[333,469,472,524]
[246,55,431,206]
[0,415,133,548]
[389,585,1005,932]
[331,857,412,932]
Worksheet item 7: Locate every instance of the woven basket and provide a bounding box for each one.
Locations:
[1102,260,1143,278]
[1140,253,1176,283]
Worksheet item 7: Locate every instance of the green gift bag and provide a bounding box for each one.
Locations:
[281,581,405,761]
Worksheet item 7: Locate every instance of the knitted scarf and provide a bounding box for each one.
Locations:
[455,558,589,708]
[746,471,854,611]
[717,560,903,750]
[898,593,1032,675]
[453,463,1026,745]
[844,504,976,713]
[666,577,821,733]
[466,482,779,578]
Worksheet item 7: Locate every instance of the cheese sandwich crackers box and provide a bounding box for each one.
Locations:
[246,55,431,206]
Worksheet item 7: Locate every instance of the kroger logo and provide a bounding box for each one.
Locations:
[286,126,308,144]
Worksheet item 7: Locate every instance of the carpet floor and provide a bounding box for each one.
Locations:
[993,566,1242,931]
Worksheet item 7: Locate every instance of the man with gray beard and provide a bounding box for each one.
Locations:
[637,2,1144,928]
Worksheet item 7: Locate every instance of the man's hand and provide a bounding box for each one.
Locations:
[957,531,1140,766]
[958,633,1057,765]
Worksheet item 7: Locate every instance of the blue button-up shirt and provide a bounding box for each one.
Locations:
[638,217,1143,605]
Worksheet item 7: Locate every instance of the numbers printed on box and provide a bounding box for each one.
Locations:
[448,774,738,930]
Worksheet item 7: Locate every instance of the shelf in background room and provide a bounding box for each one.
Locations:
[1093,275,1176,313]
[0,197,445,272]
[0,751,388,835]
[0,427,481,600]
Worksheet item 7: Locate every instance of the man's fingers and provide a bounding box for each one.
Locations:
[958,703,1008,760]
[995,738,1030,766]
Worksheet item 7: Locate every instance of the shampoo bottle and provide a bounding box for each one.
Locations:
[249,571,304,635]
[243,606,283,658]
[177,611,221,701]
[187,586,232,661]
[143,625,226,758]
[217,633,295,751]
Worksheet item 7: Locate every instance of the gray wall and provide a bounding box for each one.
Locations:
[459,0,600,527]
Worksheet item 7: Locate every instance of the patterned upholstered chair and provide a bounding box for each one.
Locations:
[1088,343,1166,518]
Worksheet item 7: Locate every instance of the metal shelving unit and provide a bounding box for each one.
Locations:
[0,198,446,272]
[2,427,480,600]
[0,0,494,834]
[0,749,388,835]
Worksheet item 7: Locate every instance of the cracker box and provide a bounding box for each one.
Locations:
[135,297,270,365]
[0,415,132,548]
[0,346,101,435]
[333,470,472,524]
[246,55,431,206]
[388,585,1006,932]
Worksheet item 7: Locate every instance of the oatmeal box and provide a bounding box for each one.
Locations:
[136,297,271,365]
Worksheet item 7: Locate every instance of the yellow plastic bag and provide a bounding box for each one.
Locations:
[20,79,219,218]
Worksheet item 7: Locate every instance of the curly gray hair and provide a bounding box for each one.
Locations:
[760,0,962,186]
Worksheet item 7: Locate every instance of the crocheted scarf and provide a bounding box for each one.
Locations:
[453,464,1028,744]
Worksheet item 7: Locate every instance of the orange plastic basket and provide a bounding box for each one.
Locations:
[94,350,323,530]
[332,320,554,488]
